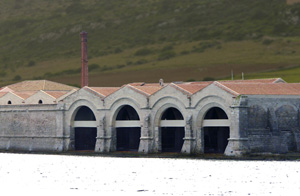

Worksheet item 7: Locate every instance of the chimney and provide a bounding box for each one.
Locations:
[81,31,88,87]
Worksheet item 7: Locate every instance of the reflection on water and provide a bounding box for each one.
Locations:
[0,153,299,195]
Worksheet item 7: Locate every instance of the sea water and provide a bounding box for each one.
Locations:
[0,153,299,196]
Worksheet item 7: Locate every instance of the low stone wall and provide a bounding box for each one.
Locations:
[0,104,64,152]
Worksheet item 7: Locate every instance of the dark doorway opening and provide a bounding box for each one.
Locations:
[203,107,229,154]
[204,127,229,153]
[73,106,97,151]
[116,105,141,151]
[161,127,184,152]
[117,128,141,151]
[75,128,97,150]
[160,107,184,152]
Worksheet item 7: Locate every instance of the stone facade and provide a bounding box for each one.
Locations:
[0,79,300,156]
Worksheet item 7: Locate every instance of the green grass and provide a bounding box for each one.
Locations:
[1,0,300,86]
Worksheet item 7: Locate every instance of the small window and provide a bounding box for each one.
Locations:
[7,101,11,104]
[38,100,43,104]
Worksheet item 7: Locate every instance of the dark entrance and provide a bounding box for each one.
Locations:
[75,128,97,150]
[161,107,184,152]
[116,105,141,151]
[204,127,229,153]
[203,107,229,153]
[74,106,97,151]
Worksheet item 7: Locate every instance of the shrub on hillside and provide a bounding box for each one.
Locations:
[134,59,148,65]
[262,39,274,45]
[27,60,36,67]
[134,48,152,56]
[89,64,100,72]
[13,75,22,81]
[157,50,176,60]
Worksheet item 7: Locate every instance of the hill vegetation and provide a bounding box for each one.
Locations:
[0,0,300,86]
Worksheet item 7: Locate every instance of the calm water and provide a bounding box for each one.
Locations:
[0,153,299,195]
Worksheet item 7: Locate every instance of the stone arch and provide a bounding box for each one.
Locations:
[152,97,186,127]
[202,106,230,153]
[109,98,142,151]
[152,97,187,152]
[67,99,99,151]
[248,105,267,129]
[195,96,231,154]
[109,98,141,125]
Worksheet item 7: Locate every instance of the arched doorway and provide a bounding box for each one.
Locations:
[73,106,97,150]
[203,107,230,153]
[115,105,141,151]
[160,107,185,152]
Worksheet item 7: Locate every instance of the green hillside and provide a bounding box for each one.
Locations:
[1,0,300,86]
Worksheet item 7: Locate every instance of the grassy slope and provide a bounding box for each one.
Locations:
[0,0,300,86]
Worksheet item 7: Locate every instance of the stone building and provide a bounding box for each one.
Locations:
[0,77,300,156]
[0,32,299,156]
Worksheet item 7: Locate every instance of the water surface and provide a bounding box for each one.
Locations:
[0,153,299,195]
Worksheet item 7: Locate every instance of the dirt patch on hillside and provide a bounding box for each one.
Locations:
[287,0,300,5]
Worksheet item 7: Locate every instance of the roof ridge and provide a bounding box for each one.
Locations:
[127,84,150,96]
[9,91,25,100]
[169,83,192,96]
[84,86,105,98]
[40,90,57,99]
[214,81,240,96]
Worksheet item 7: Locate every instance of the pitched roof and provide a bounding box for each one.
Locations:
[5,80,78,91]
[216,82,300,96]
[43,91,71,99]
[129,85,163,96]
[0,92,7,98]
[170,82,212,95]
[219,78,285,84]
[85,87,120,98]
[13,91,38,99]
[0,87,14,92]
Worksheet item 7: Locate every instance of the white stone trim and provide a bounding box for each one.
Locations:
[115,120,141,127]
[160,120,185,127]
[73,121,97,127]
[203,119,230,127]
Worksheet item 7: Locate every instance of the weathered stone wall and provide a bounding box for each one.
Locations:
[246,95,300,154]
[0,104,64,152]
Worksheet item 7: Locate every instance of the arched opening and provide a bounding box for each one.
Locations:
[38,100,43,104]
[73,106,97,151]
[160,107,185,152]
[7,100,11,104]
[115,105,141,151]
[203,107,229,153]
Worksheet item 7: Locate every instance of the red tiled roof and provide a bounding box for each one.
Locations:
[0,87,14,92]
[13,91,38,99]
[219,78,284,84]
[130,85,163,96]
[5,80,78,91]
[218,83,300,95]
[170,82,212,95]
[87,87,120,97]
[44,91,71,99]
[0,92,7,98]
